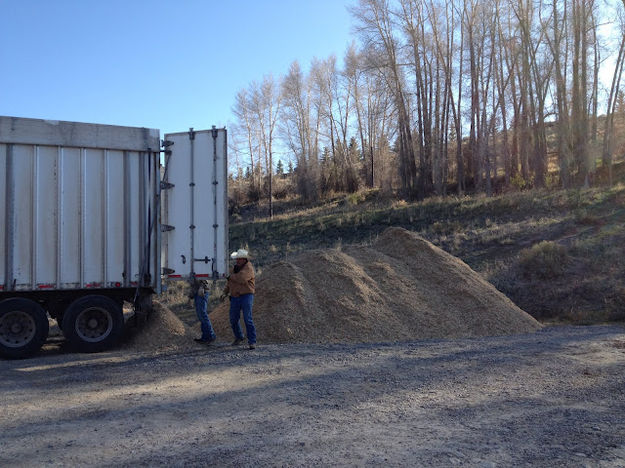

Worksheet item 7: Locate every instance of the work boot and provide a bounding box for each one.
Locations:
[249,343,256,350]
[231,338,245,346]
[195,337,216,345]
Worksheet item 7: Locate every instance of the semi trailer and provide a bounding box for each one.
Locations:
[0,116,228,358]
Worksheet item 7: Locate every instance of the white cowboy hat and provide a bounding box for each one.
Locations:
[230,248,249,259]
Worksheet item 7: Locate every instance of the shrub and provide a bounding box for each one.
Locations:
[429,220,464,236]
[228,184,247,214]
[273,177,294,200]
[346,192,366,205]
[247,183,262,202]
[545,172,559,189]
[511,173,533,190]
[574,209,602,226]
[519,241,568,279]
[431,221,445,234]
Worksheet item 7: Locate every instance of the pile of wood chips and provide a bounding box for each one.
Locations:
[208,227,541,344]
[120,301,195,353]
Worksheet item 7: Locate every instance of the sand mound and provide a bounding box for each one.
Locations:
[121,301,195,352]
[209,227,541,343]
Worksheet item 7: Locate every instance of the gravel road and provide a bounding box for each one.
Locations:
[1,324,624,467]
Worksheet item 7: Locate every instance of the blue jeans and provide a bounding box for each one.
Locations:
[229,294,256,344]
[195,292,216,340]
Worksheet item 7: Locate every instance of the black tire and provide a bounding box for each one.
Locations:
[62,295,124,353]
[0,298,49,359]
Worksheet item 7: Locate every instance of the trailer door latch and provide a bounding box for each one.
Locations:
[194,256,211,264]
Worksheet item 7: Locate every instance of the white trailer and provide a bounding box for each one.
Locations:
[0,116,228,358]
[161,129,228,281]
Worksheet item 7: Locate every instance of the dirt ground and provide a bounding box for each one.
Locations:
[1,324,625,467]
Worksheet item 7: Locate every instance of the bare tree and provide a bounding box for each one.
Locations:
[602,1,625,185]
[250,75,282,217]
[571,0,591,185]
[229,0,623,205]
[232,88,261,197]
[346,44,396,189]
[281,61,319,201]
[543,0,573,187]
[351,0,419,199]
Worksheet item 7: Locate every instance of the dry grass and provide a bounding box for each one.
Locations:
[223,181,625,325]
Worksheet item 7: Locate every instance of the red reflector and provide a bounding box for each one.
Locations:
[114,282,122,287]
[168,275,182,278]
[37,284,55,289]
[195,274,209,278]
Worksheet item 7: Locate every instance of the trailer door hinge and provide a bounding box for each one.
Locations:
[160,181,175,190]
[162,267,175,275]
[161,139,174,148]
[160,224,175,232]
[189,128,196,140]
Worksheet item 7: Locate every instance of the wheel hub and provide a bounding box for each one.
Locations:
[75,307,113,342]
[0,311,37,347]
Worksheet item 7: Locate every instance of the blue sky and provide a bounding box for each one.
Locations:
[0,0,355,136]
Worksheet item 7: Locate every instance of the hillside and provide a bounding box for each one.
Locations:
[219,183,625,324]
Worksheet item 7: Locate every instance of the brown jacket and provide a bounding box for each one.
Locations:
[224,261,255,297]
[189,278,210,298]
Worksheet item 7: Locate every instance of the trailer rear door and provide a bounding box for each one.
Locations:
[161,128,228,281]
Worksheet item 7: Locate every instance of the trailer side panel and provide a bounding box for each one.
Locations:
[0,116,160,293]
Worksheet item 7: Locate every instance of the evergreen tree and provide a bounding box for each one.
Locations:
[348,137,361,162]
[276,159,284,176]
[321,146,330,164]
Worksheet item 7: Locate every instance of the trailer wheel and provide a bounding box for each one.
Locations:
[62,295,124,353]
[0,298,49,359]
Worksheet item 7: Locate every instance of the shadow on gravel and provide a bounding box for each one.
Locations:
[3,326,625,464]
[12,353,621,467]
[1,325,623,384]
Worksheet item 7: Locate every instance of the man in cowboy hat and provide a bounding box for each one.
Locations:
[222,248,257,349]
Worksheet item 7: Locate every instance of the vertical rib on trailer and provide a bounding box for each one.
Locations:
[4,145,14,291]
